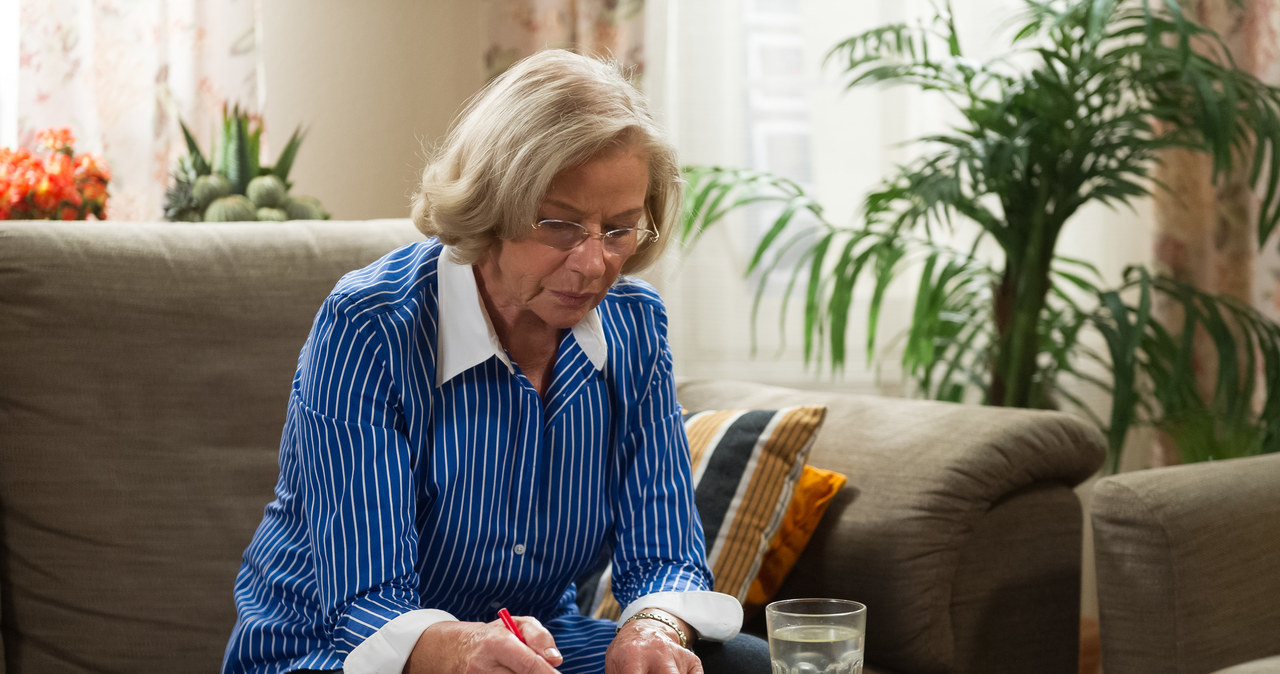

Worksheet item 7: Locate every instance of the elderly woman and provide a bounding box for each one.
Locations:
[222,50,770,674]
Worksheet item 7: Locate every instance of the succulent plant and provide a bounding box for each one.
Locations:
[247,175,286,208]
[255,207,288,222]
[163,177,202,222]
[192,174,232,209]
[283,194,331,221]
[164,103,328,221]
[204,194,257,222]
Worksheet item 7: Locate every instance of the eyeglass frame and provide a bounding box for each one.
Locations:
[527,209,660,256]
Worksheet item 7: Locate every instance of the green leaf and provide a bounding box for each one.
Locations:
[865,238,906,360]
[748,198,815,274]
[802,235,835,363]
[247,118,262,181]
[272,126,306,187]
[226,112,253,195]
[177,119,211,177]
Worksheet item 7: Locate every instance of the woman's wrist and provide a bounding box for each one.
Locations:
[619,608,697,649]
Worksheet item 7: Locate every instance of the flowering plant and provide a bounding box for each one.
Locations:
[0,127,112,220]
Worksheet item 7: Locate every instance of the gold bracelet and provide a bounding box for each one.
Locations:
[619,611,689,649]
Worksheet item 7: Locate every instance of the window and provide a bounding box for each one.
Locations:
[648,0,917,392]
[646,0,1150,395]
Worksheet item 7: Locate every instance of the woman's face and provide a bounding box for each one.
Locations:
[478,141,651,332]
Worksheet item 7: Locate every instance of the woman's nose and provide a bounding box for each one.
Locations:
[565,235,608,278]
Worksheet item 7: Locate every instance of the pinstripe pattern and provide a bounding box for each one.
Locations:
[222,239,711,674]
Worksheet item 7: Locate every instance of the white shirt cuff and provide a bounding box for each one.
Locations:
[343,608,457,674]
[619,590,743,642]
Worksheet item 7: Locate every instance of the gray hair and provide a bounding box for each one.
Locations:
[410,49,680,274]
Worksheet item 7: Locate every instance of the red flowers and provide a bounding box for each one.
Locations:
[0,127,112,220]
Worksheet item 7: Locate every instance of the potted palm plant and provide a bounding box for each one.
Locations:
[681,0,1280,473]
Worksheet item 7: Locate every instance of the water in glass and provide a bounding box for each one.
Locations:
[769,624,864,674]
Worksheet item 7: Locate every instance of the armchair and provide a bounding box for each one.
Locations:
[1091,453,1280,673]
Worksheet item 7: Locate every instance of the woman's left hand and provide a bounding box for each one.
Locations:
[605,611,702,674]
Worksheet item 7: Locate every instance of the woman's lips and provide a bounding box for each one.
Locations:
[551,290,593,305]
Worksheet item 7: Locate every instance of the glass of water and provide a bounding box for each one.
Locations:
[765,598,867,674]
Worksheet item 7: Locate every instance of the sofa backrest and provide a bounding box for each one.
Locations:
[0,220,423,672]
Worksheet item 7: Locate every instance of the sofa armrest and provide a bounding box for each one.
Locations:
[676,378,1104,674]
[1091,453,1280,674]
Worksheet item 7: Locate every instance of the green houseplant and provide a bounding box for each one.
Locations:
[164,103,330,222]
[681,0,1280,472]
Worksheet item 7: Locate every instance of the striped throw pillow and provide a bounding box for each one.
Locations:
[580,405,828,619]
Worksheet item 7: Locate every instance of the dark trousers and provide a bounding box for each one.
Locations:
[694,632,771,673]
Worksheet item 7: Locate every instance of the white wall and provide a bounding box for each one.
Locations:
[259,1,487,220]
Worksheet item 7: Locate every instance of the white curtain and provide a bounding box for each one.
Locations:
[5,0,263,220]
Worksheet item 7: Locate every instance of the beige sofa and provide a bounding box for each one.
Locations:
[0,219,1104,673]
[1091,453,1280,673]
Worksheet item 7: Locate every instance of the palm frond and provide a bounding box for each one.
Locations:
[678,0,1280,470]
[680,167,827,249]
[1087,268,1280,469]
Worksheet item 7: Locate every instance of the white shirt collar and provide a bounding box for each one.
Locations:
[436,245,607,386]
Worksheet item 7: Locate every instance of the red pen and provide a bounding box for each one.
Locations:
[498,607,527,644]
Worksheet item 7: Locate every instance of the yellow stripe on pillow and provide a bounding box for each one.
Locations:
[587,405,828,620]
[744,465,848,617]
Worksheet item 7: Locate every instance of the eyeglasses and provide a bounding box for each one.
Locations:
[529,218,659,257]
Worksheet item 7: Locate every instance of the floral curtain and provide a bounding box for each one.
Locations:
[1150,0,1280,465]
[1250,4,1280,319]
[11,0,262,220]
[484,0,646,80]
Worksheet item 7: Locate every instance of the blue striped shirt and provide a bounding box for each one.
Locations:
[222,239,715,673]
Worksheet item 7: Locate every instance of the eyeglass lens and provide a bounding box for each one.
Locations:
[533,220,652,255]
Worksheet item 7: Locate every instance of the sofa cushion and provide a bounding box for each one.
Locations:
[0,220,422,672]
[581,405,827,620]
[744,464,847,617]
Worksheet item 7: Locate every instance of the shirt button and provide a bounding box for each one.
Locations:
[513,543,526,555]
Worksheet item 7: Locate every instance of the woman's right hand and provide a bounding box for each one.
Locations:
[402,616,563,673]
